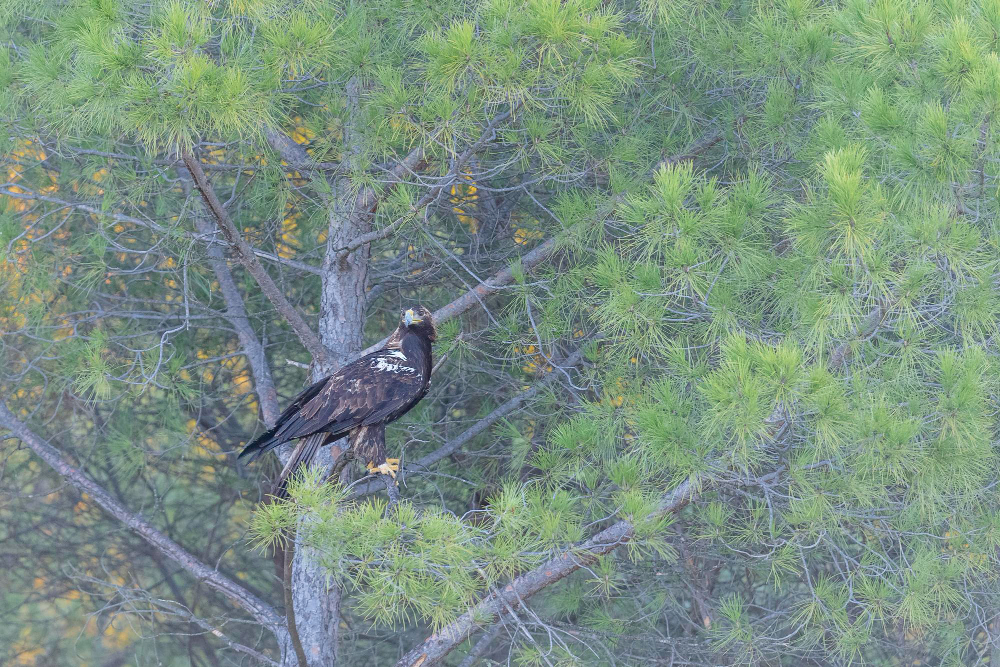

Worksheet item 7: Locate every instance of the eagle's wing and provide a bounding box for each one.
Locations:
[237,348,425,464]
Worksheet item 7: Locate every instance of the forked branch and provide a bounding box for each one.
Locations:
[182,152,329,367]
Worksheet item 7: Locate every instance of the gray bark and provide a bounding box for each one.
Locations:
[192,213,280,425]
[281,77,372,667]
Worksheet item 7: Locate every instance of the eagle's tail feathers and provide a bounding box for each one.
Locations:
[238,412,322,464]
[238,425,284,463]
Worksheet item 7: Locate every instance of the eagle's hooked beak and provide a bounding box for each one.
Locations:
[404,309,419,326]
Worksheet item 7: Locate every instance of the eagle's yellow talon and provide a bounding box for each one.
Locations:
[377,462,397,479]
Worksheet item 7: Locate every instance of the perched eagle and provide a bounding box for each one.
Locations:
[239,306,436,494]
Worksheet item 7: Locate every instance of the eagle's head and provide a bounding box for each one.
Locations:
[401,305,436,342]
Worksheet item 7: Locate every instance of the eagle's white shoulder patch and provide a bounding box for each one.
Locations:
[387,350,408,360]
[371,356,416,374]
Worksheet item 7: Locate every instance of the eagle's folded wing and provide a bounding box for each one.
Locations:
[238,349,425,463]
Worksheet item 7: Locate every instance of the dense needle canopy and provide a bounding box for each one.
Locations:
[239,306,436,489]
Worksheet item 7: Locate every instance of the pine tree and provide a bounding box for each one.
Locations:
[3,0,1000,665]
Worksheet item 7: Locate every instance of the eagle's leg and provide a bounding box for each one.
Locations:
[325,448,354,484]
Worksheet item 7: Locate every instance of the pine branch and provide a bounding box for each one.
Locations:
[182,152,330,367]
[396,479,697,667]
[243,248,323,275]
[264,128,317,172]
[356,235,557,359]
[829,298,894,370]
[656,133,722,170]
[0,400,287,638]
[192,213,281,426]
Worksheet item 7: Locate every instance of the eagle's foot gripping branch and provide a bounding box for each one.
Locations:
[366,458,400,480]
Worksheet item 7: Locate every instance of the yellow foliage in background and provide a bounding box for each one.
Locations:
[513,226,543,245]
[603,378,627,408]
[450,173,479,234]
[278,204,301,259]
[513,344,552,375]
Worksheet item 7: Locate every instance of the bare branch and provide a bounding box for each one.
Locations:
[0,183,321,275]
[0,185,174,235]
[247,248,323,275]
[40,143,266,172]
[455,623,505,667]
[154,598,282,667]
[657,133,722,170]
[357,236,557,359]
[262,128,346,197]
[264,128,316,172]
[829,299,892,370]
[192,213,281,425]
[336,109,512,255]
[396,479,697,667]
[0,400,287,637]
[182,152,330,367]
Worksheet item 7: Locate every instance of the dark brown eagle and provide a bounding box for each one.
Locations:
[239,306,436,492]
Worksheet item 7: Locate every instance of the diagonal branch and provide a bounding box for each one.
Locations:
[356,130,722,360]
[182,152,329,367]
[329,144,426,259]
[0,400,287,638]
[264,128,315,172]
[358,235,557,359]
[192,213,281,426]
[396,479,697,667]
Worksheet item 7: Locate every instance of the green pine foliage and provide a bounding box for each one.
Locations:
[4,0,1000,664]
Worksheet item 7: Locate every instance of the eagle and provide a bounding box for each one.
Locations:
[239,306,436,495]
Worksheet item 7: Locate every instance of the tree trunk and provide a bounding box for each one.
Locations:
[281,77,371,667]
